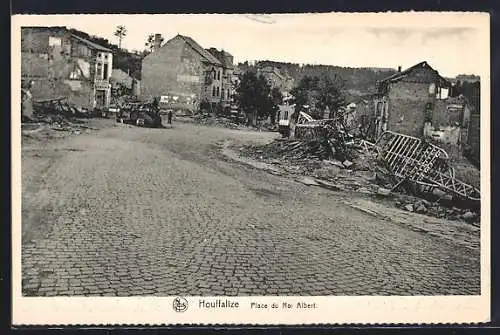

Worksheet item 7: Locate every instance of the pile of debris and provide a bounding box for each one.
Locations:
[29,97,92,121]
[22,96,99,142]
[244,139,335,161]
[395,198,479,225]
[236,125,481,224]
[193,115,241,129]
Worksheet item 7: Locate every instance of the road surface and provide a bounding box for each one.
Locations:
[21,121,480,296]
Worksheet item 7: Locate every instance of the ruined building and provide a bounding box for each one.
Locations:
[21,27,113,110]
[355,61,479,153]
[141,34,234,113]
[257,66,295,94]
[371,61,452,138]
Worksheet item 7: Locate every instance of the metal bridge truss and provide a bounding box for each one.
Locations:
[370,131,480,201]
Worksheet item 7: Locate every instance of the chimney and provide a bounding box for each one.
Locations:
[153,34,162,52]
[398,66,402,73]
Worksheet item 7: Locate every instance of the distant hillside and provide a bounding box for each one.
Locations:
[238,60,397,99]
[69,28,143,80]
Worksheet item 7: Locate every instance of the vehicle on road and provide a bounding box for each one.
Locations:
[117,101,163,128]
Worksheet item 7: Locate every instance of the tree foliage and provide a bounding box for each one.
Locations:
[114,25,127,49]
[315,74,345,118]
[290,74,345,119]
[145,34,165,53]
[237,60,396,94]
[235,71,282,126]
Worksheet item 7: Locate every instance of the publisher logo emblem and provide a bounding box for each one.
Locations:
[173,297,188,312]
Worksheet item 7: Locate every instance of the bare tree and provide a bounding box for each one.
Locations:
[114,25,127,49]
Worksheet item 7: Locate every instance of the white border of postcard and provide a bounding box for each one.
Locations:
[12,12,491,325]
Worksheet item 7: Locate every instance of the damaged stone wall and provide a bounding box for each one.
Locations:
[433,100,466,128]
[29,79,94,108]
[21,27,96,109]
[23,55,95,109]
[386,81,434,137]
[420,97,473,146]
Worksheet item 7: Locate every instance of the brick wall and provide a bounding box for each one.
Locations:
[387,81,434,137]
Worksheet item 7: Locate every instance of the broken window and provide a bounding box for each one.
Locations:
[96,62,103,79]
[424,102,433,122]
[103,63,109,79]
[69,64,81,79]
[221,88,225,99]
[48,36,61,47]
[429,83,436,96]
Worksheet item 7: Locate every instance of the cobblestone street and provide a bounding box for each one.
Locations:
[21,122,481,296]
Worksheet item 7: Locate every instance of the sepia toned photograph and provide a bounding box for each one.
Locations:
[12,12,490,325]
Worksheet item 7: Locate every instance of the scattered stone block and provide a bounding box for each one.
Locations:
[342,160,354,168]
[297,176,320,186]
[377,187,391,196]
[404,204,414,212]
[415,204,427,213]
[461,211,476,222]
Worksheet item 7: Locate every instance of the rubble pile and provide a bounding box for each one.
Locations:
[238,138,375,185]
[22,97,99,142]
[29,97,92,121]
[23,97,93,128]
[193,115,241,129]
[251,139,334,160]
[395,198,479,225]
[235,132,481,224]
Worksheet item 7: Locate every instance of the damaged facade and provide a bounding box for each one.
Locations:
[257,66,295,94]
[354,61,477,149]
[21,27,113,110]
[371,61,452,139]
[141,34,235,113]
[110,68,141,97]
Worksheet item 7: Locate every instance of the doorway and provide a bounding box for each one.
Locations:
[95,90,106,109]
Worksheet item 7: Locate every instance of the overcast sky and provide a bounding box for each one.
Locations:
[14,13,489,77]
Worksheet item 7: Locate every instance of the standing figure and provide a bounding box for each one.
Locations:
[167,110,173,125]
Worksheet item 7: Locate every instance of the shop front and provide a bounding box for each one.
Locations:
[94,80,111,110]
